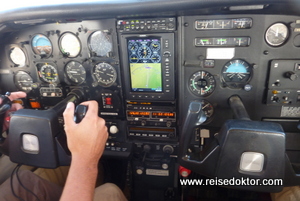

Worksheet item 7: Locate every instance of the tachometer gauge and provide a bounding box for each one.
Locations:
[59,33,81,57]
[265,23,289,47]
[14,71,33,92]
[189,71,216,97]
[10,47,26,67]
[88,31,112,57]
[39,64,58,83]
[93,62,117,87]
[65,61,86,85]
[221,59,252,86]
[31,34,52,56]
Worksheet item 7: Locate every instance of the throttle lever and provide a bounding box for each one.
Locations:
[74,105,88,123]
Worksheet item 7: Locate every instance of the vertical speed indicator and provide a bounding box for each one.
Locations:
[93,62,117,87]
[189,71,216,97]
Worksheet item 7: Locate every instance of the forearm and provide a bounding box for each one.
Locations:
[60,157,99,201]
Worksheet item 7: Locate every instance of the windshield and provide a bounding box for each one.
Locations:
[0,0,113,12]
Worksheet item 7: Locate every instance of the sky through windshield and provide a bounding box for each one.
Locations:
[0,0,110,12]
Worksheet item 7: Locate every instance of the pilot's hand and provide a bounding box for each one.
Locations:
[0,91,26,131]
[63,101,108,164]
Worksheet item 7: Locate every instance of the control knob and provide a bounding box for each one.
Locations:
[163,145,174,154]
[109,125,119,134]
[143,144,151,153]
[284,71,298,81]
[163,51,171,58]
[167,22,175,29]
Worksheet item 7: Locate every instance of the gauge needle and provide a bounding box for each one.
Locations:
[202,103,209,109]
[107,73,114,77]
[276,28,279,37]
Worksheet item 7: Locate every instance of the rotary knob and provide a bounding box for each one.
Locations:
[163,145,174,154]
[109,125,118,134]
[284,71,298,81]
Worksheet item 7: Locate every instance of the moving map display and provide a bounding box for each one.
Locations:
[128,38,162,92]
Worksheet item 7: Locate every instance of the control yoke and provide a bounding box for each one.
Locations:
[179,95,285,192]
[180,101,206,161]
[4,89,84,168]
[0,92,13,154]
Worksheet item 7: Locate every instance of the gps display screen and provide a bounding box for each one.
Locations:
[127,38,162,92]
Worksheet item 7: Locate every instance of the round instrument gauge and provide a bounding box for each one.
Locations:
[65,61,86,85]
[14,71,33,92]
[39,64,58,83]
[31,34,52,56]
[151,53,161,63]
[150,40,160,52]
[88,31,112,57]
[138,46,152,59]
[130,54,138,63]
[93,62,117,87]
[128,41,138,52]
[10,47,26,67]
[59,33,81,57]
[189,71,216,97]
[201,100,214,123]
[221,59,252,86]
[265,23,289,46]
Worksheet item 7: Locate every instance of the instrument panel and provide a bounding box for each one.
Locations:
[2,2,300,198]
[0,19,124,119]
[0,14,299,142]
